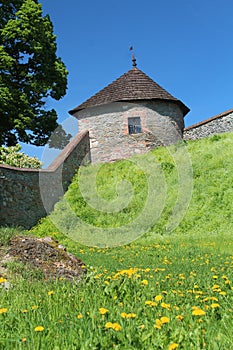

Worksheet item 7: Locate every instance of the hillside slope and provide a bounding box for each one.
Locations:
[32,132,233,245]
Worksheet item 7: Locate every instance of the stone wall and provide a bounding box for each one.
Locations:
[76,100,184,163]
[183,109,233,141]
[0,130,90,228]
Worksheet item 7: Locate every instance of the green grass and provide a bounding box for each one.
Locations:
[31,132,233,244]
[1,132,233,349]
[0,232,233,349]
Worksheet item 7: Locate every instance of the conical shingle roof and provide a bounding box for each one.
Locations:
[69,67,189,116]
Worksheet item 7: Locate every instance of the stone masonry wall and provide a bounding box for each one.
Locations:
[183,110,233,141]
[77,101,184,163]
[0,130,90,228]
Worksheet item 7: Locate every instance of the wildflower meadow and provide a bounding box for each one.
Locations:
[0,230,233,349]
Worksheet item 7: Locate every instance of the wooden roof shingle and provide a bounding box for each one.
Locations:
[69,67,189,116]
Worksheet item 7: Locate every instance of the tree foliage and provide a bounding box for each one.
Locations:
[0,144,42,168]
[0,0,68,146]
[48,124,72,150]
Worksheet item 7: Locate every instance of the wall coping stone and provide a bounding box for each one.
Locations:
[0,129,89,173]
[184,108,233,131]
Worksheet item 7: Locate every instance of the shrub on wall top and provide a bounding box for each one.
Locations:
[0,144,42,169]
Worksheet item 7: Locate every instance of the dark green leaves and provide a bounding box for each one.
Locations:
[0,0,68,146]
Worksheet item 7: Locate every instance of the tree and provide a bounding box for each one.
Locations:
[48,125,72,150]
[0,144,42,168]
[0,0,68,146]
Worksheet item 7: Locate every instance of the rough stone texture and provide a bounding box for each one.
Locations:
[183,110,233,141]
[3,236,86,281]
[76,101,184,163]
[0,130,90,228]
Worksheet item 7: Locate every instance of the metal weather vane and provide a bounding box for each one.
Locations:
[129,46,137,67]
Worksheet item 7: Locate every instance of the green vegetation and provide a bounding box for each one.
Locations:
[0,144,42,168]
[31,132,233,242]
[0,0,68,146]
[0,133,233,349]
[0,230,233,349]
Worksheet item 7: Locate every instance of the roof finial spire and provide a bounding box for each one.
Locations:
[129,46,137,68]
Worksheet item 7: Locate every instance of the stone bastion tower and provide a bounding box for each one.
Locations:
[69,59,190,163]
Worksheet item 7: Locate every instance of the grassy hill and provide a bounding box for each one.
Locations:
[31,131,233,247]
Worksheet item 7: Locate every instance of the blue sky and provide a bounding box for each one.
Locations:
[23,0,233,160]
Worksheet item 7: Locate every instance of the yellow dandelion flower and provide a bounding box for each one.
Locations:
[160,316,170,324]
[105,322,113,329]
[31,305,39,310]
[121,312,136,319]
[155,295,163,301]
[161,302,171,310]
[192,308,206,316]
[210,297,218,301]
[21,309,28,313]
[77,313,83,319]
[48,291,54,296]
[99,307,109,315]
[141,279,148,285]
[175,315,184,321]
[211,303,220,308]
[202,297,209,302]
[22,337,27,342]
[212,275,218,279]
[145,301,157,307]
[105,322,121,331]
[219,291,226,295]
[0,308,7,314]
[34,326,44,332]
[154,319,162,329]
[150,301,157,307]
[168,343,179,350]
[196,290,203,295]
[112,323,122,331]
[0,277,7,283]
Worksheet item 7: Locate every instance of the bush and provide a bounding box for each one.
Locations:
[0,144,42,169]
